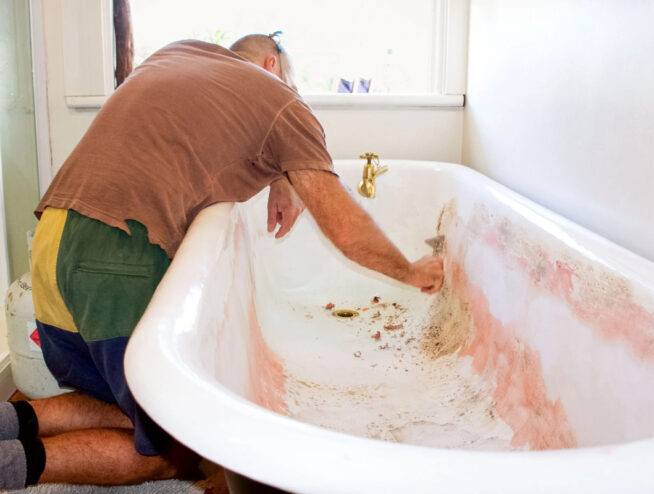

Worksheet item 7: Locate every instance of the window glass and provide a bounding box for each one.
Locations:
[130,0,436,94]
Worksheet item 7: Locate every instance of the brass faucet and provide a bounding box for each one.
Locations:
[358,153,388,198]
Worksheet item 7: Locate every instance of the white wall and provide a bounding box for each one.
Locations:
[462,0,654,262]
[42,0,463,174]
[316,108,462,162]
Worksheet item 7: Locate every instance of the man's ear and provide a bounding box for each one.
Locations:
[262,54,278,74]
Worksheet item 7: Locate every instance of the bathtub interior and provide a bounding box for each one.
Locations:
[178,161,654,453]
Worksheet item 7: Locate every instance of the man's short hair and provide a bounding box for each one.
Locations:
[230,33,296,89]
[230,34,282,64]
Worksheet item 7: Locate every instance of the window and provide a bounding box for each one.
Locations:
[130,0,468,97]
[60,0,467,108]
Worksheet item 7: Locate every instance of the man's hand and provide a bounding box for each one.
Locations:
[267,176,306,238]
[403,255,445,294]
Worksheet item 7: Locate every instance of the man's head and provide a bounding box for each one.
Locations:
[230,33,296,90]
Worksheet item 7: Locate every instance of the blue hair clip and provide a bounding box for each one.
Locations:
[269,30,283,53]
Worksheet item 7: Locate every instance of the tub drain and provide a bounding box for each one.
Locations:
[332,309,360,319]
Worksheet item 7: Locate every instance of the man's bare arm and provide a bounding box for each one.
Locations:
[287,169,444,293]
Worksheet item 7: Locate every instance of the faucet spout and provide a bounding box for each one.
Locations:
[358,153,388,198]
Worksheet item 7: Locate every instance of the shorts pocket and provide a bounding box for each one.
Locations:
[76,260,153,278]
[69,260,160,342]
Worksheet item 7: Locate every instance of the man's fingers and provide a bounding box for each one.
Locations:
[267,202,278,233]
[275,226,290,238]
[274,207,301,239]
[421,276,443,294]
[267,177,306,238]
[275,215,292,238]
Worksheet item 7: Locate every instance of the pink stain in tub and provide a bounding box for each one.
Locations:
[440,201,653,448]
[247,293,288,414]
[537,259,654,361]
[232,216,288,413]
[473,213,654,362]
[448,259,578,450]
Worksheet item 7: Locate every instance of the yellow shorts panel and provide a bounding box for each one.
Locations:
[31,208,78,333]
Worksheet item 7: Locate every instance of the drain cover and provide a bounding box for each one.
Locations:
[332,309,360,319]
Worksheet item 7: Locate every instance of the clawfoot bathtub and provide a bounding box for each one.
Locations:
[125,160,654,493]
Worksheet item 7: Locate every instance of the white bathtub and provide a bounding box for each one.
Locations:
[125,160,654,493]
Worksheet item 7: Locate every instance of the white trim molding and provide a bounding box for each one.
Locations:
[305,94,464,110]
[65,95,110,109]
[65,93,464,111]
[29,0,53,197]
[433,0,470,95]
[441,0,470,95]
[0,148,10,305]
[61,0,114,107]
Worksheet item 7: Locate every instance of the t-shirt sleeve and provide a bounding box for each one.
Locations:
[265,99,337,176]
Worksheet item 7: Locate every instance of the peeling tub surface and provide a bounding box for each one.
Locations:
[126,160,654,494]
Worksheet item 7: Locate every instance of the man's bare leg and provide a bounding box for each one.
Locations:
[30,392,132,436]
[39,428,196,485]
[31,393,199,485]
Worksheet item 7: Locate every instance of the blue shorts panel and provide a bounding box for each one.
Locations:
[36,321,171,456]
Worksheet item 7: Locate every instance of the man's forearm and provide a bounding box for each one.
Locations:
[325,192,411,282]
[288,170,412,283]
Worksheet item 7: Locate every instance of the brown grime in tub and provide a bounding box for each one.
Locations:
[320,291,472,366]
[420,283,472,359]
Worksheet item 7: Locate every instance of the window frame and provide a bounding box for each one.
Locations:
[61,0,469,110]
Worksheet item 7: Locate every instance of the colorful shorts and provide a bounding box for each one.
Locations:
[31,208,171,456]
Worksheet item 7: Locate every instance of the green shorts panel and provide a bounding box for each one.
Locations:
[55,210,171,342]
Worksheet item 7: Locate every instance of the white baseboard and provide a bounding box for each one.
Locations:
[0,351,15,400]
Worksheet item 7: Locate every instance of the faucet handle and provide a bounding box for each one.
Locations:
[359,152,379,164]
[374,164,389,177]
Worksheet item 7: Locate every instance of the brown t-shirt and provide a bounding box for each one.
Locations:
[36,40,334,258]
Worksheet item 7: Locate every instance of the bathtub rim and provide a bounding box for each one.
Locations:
[125,160,654,493]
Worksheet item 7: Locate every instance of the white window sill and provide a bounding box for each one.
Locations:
[66,93,464,111]
[65,96,110,109]
[303,93,464,109]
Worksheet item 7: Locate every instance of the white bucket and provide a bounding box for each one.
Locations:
[5,273,69,398]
